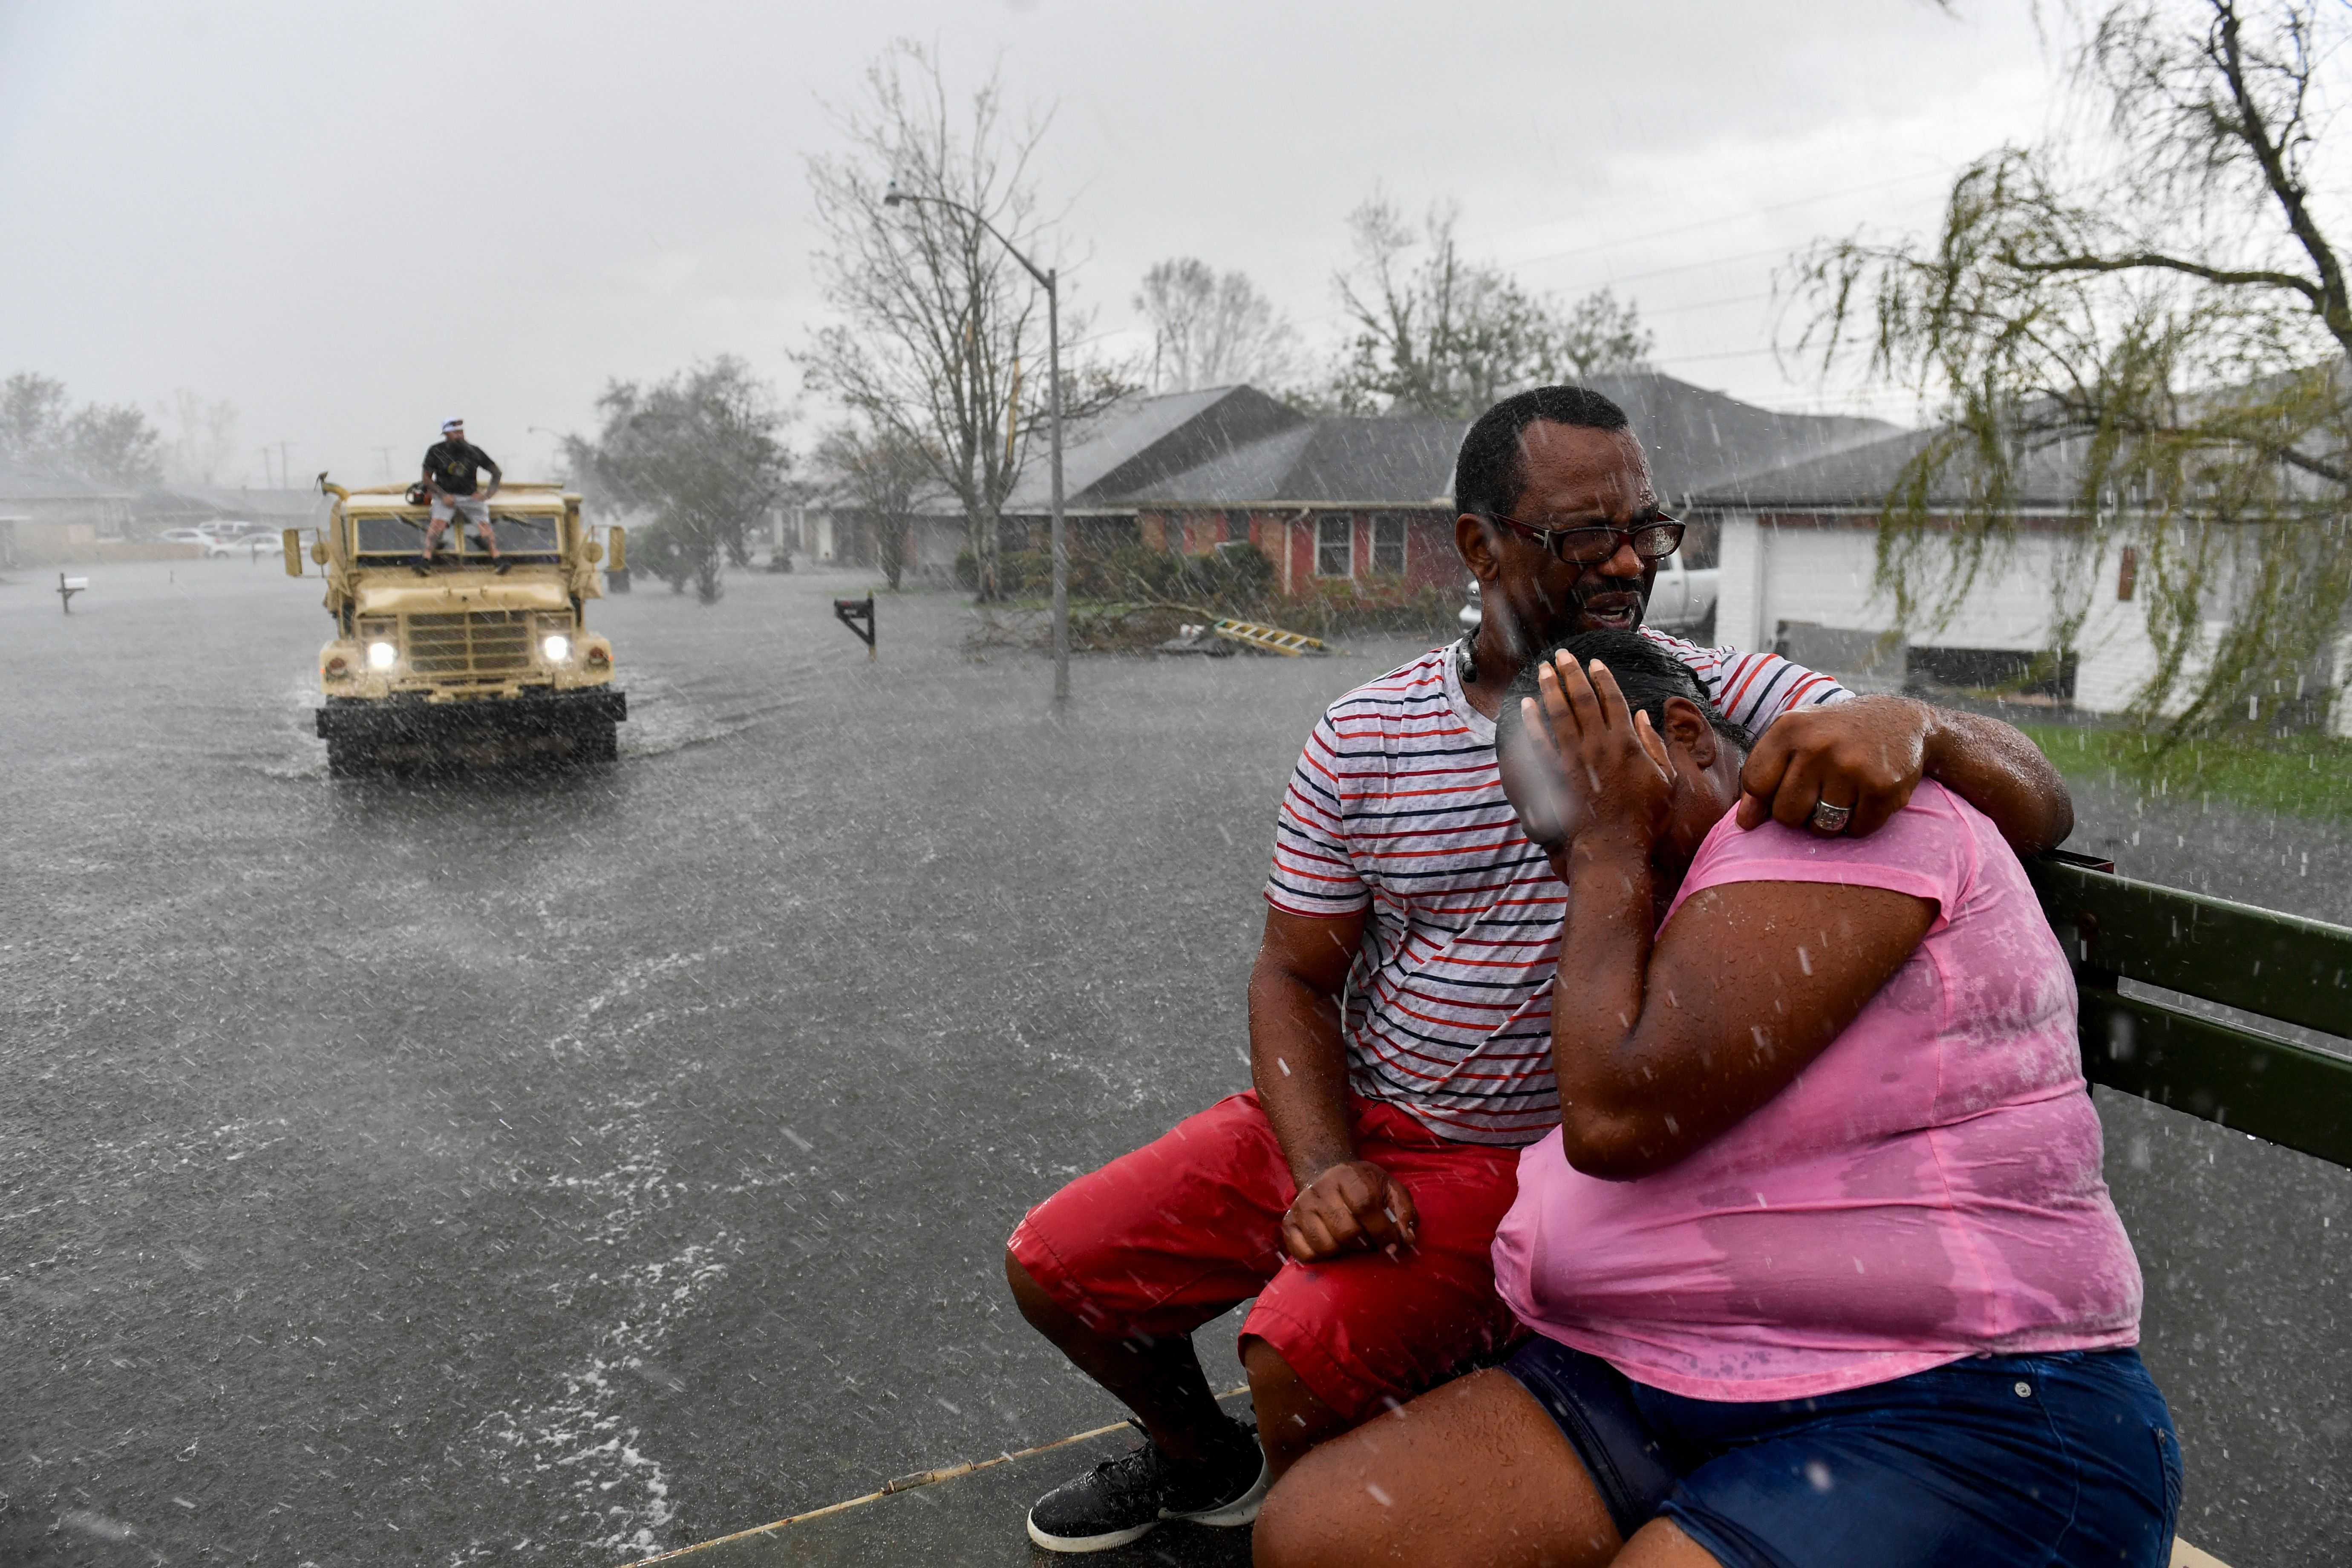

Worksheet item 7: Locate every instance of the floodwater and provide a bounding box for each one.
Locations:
[1,560,2346,1567]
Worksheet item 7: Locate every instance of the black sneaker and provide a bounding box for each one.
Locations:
[494,558,513,575]
[410,555,433,576]
[1025,1418,1267,1554]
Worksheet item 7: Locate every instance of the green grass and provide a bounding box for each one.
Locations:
[2019,722,2352,824]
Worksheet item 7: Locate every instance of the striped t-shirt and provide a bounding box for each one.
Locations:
[1263,631,1851,1146]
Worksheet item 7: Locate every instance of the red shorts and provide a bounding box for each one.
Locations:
[1007,1090,1523,1423]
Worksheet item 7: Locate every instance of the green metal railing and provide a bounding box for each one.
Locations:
[2029,850,2352,1170]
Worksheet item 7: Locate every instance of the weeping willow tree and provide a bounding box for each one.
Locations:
[1792,0,2352,741]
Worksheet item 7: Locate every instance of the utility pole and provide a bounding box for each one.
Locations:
[258,448,275,489]
[373,447,394,482]
[882,181,1070,703]
[274,443,294,492]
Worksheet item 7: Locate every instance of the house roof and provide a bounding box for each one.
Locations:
[1000,385,1306,511]
[164,484,339,519]
[0,466,135,502]
[1582,372,1900,501]
[1689,427,2091,510]
[1121,415,1470,506]
[916,372,1914,519]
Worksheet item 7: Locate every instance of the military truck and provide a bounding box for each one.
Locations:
[288,481,628,775]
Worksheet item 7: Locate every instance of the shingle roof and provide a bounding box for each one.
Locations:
[1002,385,1306,511]
[970,373,1916,517]
[129,485,329,524]
[1121,415,1468,506]
[1689,427,2090,509]
[0,466,134,501]
[1582,372,1899,500]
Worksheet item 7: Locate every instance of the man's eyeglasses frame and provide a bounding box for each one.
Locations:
[1480,511,1685,566]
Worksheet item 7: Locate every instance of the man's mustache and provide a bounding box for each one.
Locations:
[1493,580,1647,650]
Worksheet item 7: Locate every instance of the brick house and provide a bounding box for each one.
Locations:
[989,372,1895,601]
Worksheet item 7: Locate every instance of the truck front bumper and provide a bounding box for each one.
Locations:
[316,687,627,743]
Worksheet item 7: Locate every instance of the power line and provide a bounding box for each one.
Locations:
[1641,288,1775,320]
[1502,165,1957,272]
[1653,344,1784,364]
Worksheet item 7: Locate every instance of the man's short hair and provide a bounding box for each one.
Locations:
[1493,629,1749,756]
[1453,386,1632,522]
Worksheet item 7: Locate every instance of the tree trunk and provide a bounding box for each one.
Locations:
[968,508,1003,601]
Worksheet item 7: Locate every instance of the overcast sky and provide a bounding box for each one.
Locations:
[0,0,2061,488]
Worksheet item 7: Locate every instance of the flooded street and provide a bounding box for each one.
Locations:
[3,560,2347,1567]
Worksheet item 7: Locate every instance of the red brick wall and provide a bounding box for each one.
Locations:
[1127,507,1464,599]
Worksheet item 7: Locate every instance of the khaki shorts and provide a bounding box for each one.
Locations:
[429,493,490,528]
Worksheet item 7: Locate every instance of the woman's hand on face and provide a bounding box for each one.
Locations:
[1523,653,1675,861]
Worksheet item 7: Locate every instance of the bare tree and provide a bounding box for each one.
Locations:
[1329,196,1653,416]
[815,421,934,590]
[1135,259,1301,392]
[158,390,241,487]
[800,42,1064,602]
[1792,0,2352,739]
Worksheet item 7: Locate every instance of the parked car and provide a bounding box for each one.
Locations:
[158,527,236,559]
[196,520,262,542]
[1645,549,1719,643]
[1456,551,1720,643]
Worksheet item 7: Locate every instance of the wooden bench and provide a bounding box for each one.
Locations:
[631,854,2352,1567]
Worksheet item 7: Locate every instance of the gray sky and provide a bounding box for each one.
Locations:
[0,0,2056,487]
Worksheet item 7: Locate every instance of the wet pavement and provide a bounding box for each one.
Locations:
[1,560,2346,1567]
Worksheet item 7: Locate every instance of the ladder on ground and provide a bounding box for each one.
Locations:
[1211,618,1329,657]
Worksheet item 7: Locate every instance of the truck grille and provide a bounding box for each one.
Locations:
[405,611,533,677]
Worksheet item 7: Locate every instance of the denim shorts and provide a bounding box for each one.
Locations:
[1505,1338,2181,1568]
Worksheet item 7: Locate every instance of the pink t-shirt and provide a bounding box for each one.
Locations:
[1490,781,2143,1402]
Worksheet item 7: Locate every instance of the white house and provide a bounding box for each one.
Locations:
[1691,429,2323,730]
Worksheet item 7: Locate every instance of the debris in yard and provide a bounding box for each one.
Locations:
[1155,623,1237,656]
[1211,618,1331,657]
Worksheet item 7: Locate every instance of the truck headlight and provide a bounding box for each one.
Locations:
[541,634,571,663]
[367,640,398,670]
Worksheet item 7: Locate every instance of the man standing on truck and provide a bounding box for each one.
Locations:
[1001,384,2083,1555]
[416,418,507,574]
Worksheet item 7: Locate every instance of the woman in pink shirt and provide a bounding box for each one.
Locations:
[1254,631,2179,1568]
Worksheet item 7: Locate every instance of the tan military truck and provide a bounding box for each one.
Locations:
[287,481,627,775]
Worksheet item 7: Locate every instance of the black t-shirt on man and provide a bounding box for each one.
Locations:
[422,439,501,497]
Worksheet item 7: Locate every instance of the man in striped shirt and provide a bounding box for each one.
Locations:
[1003,386,2075,1554]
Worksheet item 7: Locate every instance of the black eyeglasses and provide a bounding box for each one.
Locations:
[1483,512,1684,565]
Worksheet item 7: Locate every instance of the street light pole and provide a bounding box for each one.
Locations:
[882,182,1069,703]
[1045,266,1067,701]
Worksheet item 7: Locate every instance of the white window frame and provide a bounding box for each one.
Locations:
[1370,513,1407,576]
[1316,513,1355,578]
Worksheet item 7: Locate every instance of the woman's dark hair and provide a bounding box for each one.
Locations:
[1493,630,1749,756]
[1454,385,1631,522]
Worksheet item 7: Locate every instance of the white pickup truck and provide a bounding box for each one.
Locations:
[1459,552,1719,643]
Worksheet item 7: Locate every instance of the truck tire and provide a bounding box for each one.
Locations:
[325,738,372,778]
[578,719,620,764]
[1692,602,1717,646]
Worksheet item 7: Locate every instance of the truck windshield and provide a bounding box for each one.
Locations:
[350,510,565,559]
